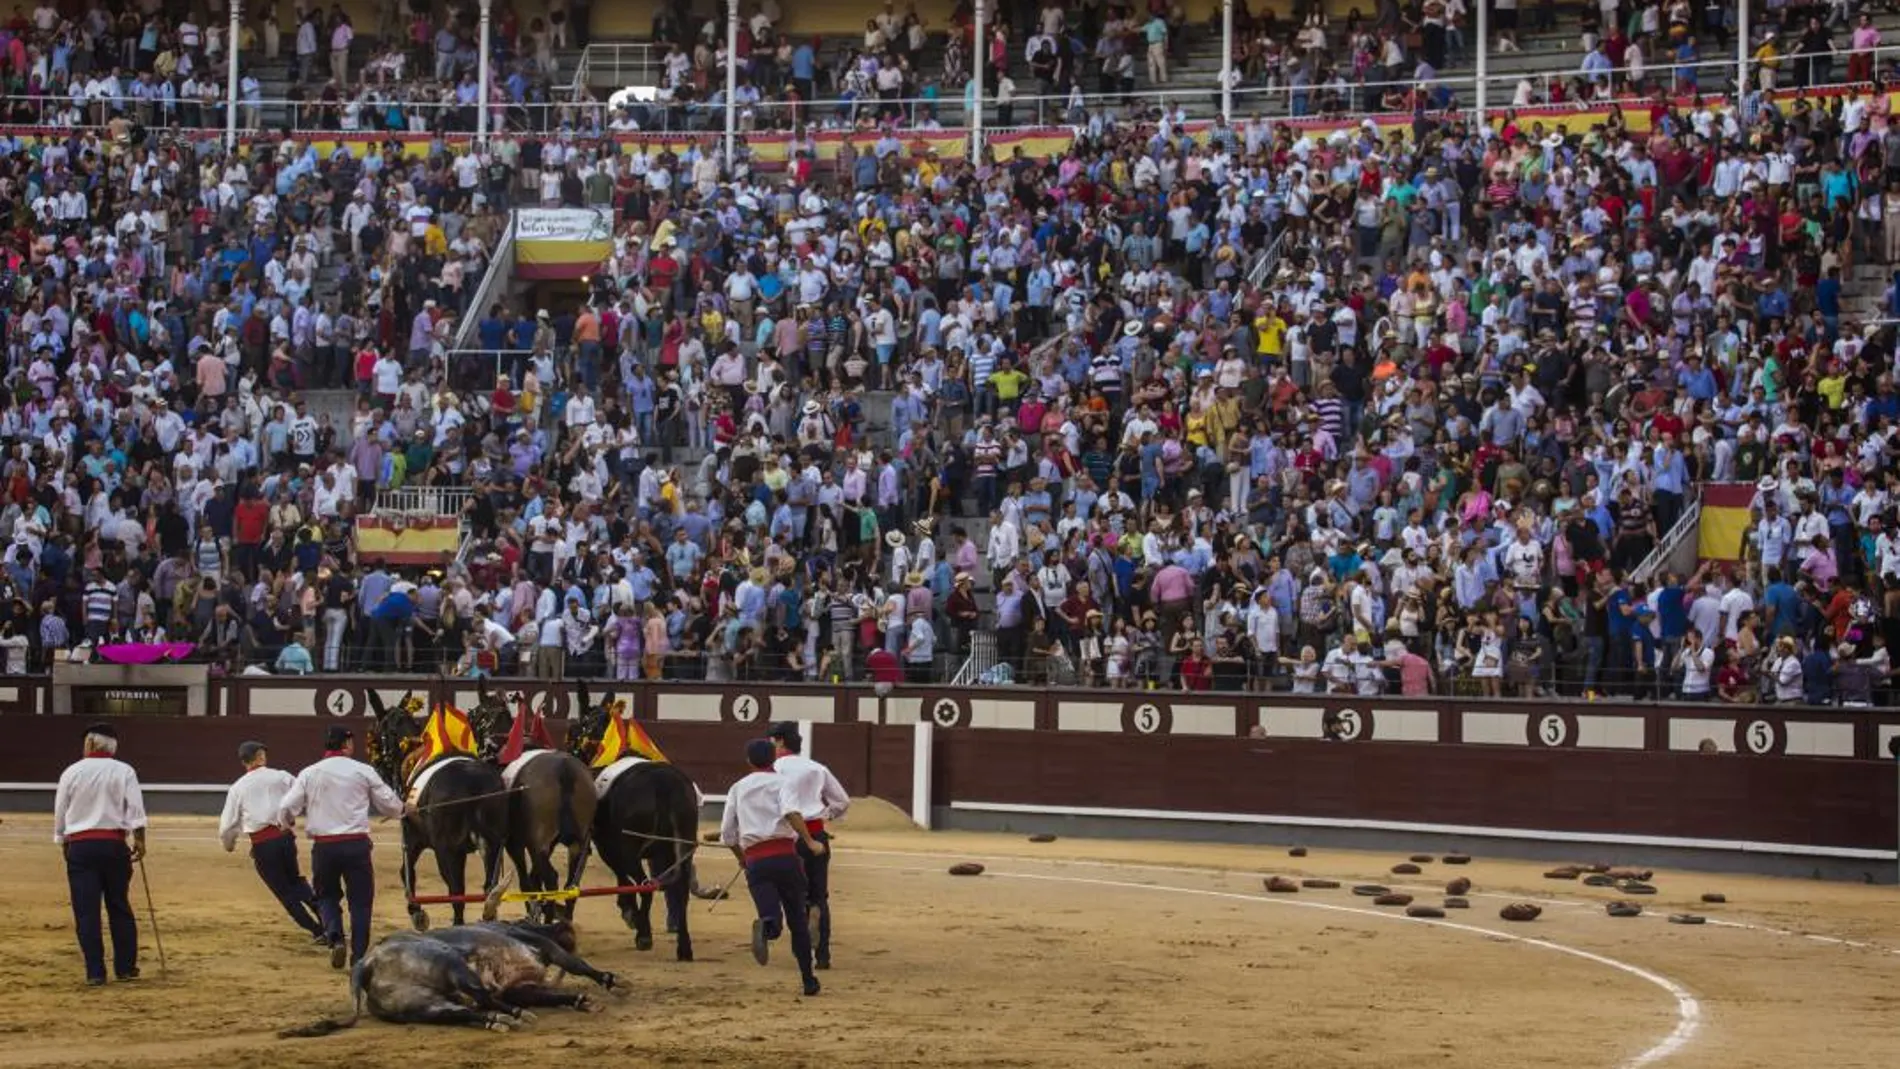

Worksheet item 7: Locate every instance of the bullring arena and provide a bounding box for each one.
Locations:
[5,676,1900,1068]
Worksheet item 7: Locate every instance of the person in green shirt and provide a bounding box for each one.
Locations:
[988,360,1029,409]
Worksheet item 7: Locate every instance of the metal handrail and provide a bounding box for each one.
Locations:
[375,485,475,516]
[453,214,518,352]
[1633,497,1703,585]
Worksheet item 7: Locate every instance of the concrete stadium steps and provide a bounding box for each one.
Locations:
[301,388,363,447]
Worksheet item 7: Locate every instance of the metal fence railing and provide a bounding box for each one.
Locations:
[375,486,475,518]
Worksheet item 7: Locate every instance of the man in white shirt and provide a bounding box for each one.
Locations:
[219,740,324,940]
[766,723,849,970]
[1678,628,1715,700]
[52,722,147,985]
[720,739,826,996]
[278,724,405,969]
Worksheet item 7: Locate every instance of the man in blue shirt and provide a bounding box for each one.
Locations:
[1761,567,1801,638]
[1605,578,1635,697]
[368,577,416,671]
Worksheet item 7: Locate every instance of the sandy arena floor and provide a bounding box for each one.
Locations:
[0,805,1897,1069]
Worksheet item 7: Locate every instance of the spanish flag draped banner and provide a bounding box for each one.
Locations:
[1696,483,1757,563]
[355,516,460,565]
[589,706,669,768]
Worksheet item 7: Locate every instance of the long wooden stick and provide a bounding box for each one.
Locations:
[137,858,169,979]
[704,866,745,913]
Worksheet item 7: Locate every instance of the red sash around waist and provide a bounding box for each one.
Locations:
[743,838,798,862]
[313,833,370,844]
[66,829,128,843]
[250,826,290,844]
[803,819,825,835]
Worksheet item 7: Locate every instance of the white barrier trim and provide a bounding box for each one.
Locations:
[912,721,933,830]
[949,800,1898,861]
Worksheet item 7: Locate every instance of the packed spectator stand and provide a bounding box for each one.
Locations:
[1,0,1898,711]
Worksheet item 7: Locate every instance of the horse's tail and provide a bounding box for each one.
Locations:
[556,756,583,847]
[278,958,367,1038]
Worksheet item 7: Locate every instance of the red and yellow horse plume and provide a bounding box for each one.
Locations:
[416,702,480,768]
[497,694,557,765]
[589,701,669,768]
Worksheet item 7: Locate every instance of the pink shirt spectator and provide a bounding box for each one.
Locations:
[1151,564,1193,604]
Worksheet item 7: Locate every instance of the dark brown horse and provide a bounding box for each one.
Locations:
[468,684,598,922]
[367,692,509,930]
[568,681,700,961]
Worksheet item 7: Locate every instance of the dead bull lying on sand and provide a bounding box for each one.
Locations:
[281,920,623,1035]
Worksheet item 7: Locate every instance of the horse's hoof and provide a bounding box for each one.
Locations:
[484,1014,515,1032]
[634,934,654,952]
[410,910,430,932]
[513,1010,538,1024]
[677,947,694,963]
[577,995,604,1014]
[620,907,639,932]
[664,921,679,935]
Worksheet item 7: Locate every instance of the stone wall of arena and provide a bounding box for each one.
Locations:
[1,677,1894,880]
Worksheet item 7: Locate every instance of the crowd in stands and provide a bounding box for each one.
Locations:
[0,1,1899,709]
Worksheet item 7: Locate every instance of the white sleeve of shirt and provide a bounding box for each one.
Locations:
[218,776,245,851]
[820,765,851,821]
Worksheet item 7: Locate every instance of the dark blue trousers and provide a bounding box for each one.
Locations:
[65,839,137,981]
[746,853,815,980]
[796,831,832,960]
[253,835,323,936]
[311,838,375,963]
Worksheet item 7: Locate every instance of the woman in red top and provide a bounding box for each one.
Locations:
[1179,647,1212,691]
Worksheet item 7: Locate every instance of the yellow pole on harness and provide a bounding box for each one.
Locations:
[501,889,582,903]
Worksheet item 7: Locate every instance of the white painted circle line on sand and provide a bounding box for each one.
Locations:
[845,859,1701,1069]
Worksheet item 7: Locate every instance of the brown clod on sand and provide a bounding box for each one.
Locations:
[1500,903,1543,922]
[1445,877,1472,896]
[1301,879,1342,889]
[1408,854,1434,864]
[1620,881,1658,895]
[1406,906,1446,919]
[1372,893,1414,907]
[1264,877,1301,893]
[1442,854,1472,865]
[1585,863,1611,874]
[1608,868,1653,882]
[1606,901,1643,918]
[1700,893,1727,904]
[1351,884,1391,897]
[1442,896,1470,909]
[1027,834,1058,844]
[1543,868,1580,880]
[1668,913,1707,925]
[948,863,986,877]
[701,832,722,843]
[1391,863,1422,875]
[1582,874,1618,887]
[1288,846,1309,858]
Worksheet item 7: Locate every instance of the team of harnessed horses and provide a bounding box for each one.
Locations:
[287,681,711,1034]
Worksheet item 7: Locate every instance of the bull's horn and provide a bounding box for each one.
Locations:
[480,871,517,923]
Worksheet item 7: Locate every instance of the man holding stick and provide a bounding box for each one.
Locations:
[51,722,147,986]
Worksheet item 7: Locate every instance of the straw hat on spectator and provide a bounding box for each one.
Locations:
[884,530,906,549]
